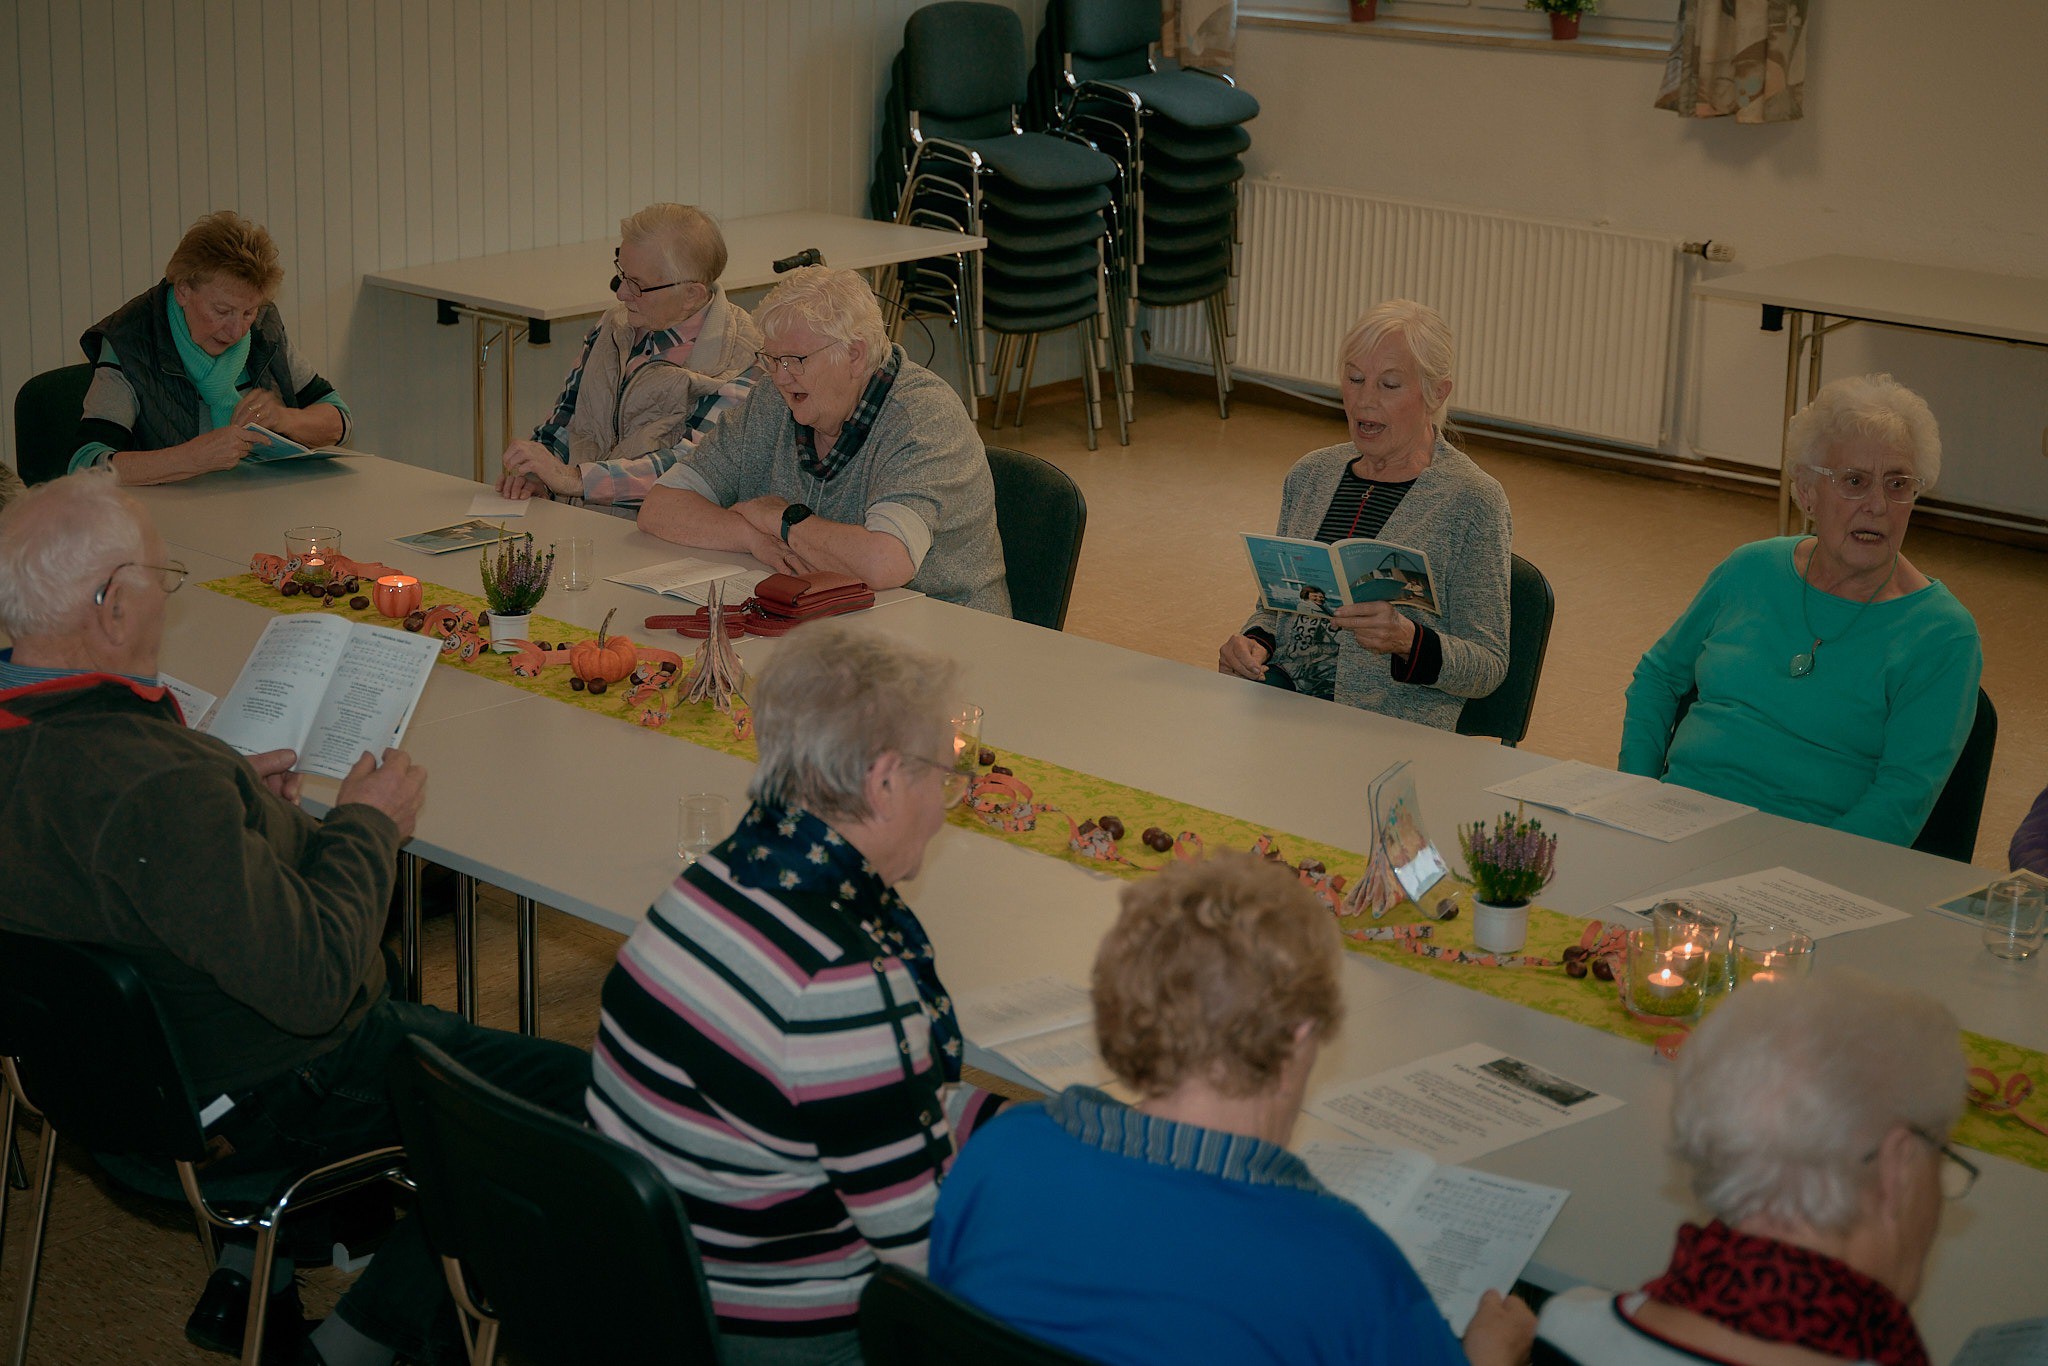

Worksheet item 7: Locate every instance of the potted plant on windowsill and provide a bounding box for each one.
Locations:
[480,529,555,653]
[1525,0,1597,40]
[1458,806,1558,953]
[1348,0,1379,21]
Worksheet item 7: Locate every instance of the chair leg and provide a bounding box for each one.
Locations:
[989,334,1016,427]
[952,283,975,404]
[473,1318,501,1366]
[9,1124,58,1366]
[1206,294,1230,419]
[516,895,538,1037]
[1015,335,1041,430]
[401,853,423,1004]
[238,1217,283,1366]
[1075,323,1102,453]
[454,874,478,1023]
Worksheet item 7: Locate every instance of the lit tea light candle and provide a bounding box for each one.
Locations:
[372,574,424,619]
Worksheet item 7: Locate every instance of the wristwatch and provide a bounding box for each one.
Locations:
[780,503,814,542]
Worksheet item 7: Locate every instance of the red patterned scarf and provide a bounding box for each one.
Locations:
[1643,1221,1929,1366]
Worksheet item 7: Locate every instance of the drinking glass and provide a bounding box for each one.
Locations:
[1733,919,1815,986]
[1982,878,2047,961]
[678,794,733,866]
[560,537,596,591]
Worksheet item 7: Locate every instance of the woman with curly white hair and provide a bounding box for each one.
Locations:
[1537,970,1970,1364]
[1619,373,1981,845]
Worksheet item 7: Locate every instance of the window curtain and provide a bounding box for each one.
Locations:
[1162,0,1237,70]
[1655,0,1809,124]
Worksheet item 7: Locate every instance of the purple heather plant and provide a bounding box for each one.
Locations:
[1458,805,1558,907]
[480,530,555,614]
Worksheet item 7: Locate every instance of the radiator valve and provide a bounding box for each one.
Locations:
[1682,240,1736,263]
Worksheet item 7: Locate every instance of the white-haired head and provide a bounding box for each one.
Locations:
[1672,969,1964,1234]
[1787,373,1943,495]
[748,620,960,824]
[753,267,892,382]
[0,469,149,638]
[619,202,728,286]
[1340,299,1457,427]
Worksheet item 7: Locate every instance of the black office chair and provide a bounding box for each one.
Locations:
[859,1264,1100,1365]
[388,1035,722,1366]
[12,364,94,485]
[1913,688,1997,862]
[0,930,407,1366]
[985,445,1088,631]
[1456,554,1556,748]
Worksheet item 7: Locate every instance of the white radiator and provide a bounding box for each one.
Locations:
[1146,181,1681,449]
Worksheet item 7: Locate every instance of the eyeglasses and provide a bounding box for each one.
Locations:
[610,251,683,301]
[754,340,845,379]
[1869,1127,1978,1201]
[1808,465,1926,505]
[903,753,971,809]
[93,560,188,606]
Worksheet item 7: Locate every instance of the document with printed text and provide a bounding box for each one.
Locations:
[206,615,441,779]
[1615,867,1907,940]
[954,976,1111,1093]
[1308,1042,1622,1165]
[607,558,762,602]
[159,674,218,730]
[1302,1140,1568,1334]
[1487,760,1753,843]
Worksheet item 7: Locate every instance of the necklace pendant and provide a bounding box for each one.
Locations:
[1790,651,1815,678]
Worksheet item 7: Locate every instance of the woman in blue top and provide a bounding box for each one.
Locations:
[929,853,1535,1366]
[72,211,350,485]
[1620,374,1981,847]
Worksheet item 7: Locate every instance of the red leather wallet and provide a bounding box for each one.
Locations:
[748,572,876,624]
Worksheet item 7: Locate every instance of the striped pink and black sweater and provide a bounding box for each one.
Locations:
[586,802,1000,1342]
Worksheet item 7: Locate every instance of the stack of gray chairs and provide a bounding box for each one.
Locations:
[1042,0,1259,419]
[886,2,1128,448]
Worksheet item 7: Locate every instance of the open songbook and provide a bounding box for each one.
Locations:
[1485,760,1753,843]
[952,975,1112,1093]
[206,615,441,779]
[243,423,349,463]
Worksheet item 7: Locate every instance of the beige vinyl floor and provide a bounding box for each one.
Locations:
[6,374,2045,1363]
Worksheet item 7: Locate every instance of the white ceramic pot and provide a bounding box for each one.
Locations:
[1472,898,1531,954]
[489,611,532,653]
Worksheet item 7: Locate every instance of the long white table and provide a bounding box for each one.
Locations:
[1695,254,2048,535]
[361,211,986,480]
[139,455,2046,1356]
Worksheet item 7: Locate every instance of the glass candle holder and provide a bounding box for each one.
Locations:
[1622,927,1708,1021]
[950,703,984,781]
[1653,900,1736,997]
[1733,920,1816,986]
[286,525,342,585]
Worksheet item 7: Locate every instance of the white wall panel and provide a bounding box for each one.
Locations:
[2,0,1046,473]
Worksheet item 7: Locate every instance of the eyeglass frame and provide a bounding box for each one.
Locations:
[93,560,189,606]
[1865,1126,1978,1201]
[610,250,686,301]
[754,339,846,379]
[902,752,971,808]
[1805,464,1927,506]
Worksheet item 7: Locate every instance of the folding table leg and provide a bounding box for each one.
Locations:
[454,875,478,1023]
[400,853,424,1004]
[517,896,539,1037]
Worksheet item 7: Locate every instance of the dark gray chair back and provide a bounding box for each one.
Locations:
[14,364,94,486]
[1913,688,1996,862]
[1456,554,1555,747]
[1059,0,1157,64]
[905,2,1028,131]
[859,1265,1100,1365]
[986,445,1087,630]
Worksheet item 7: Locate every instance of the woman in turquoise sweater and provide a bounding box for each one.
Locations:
[1620,374,1980,847]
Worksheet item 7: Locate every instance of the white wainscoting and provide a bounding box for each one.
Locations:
[0,0,1042,475]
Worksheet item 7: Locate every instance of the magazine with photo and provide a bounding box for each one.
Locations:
[1242,533,1438,616]
[242,423,350,463]
[1929,869,2048,929]
[390,519,523,555]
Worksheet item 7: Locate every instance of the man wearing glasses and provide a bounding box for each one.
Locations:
[497,202,762,514]
[0,471,589,1366]
[639,264,1011,615]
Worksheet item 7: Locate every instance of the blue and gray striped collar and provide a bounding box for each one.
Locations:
[1045,1085,1327,1196]
[0,649,154,692]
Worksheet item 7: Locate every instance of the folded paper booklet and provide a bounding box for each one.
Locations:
[242,423,350,463]
[206,614,441,779]
[1300,1139,1568,1335]
[1243,532,1438,616]
[1486,760,1753,843]
[390,519,523,555]
[952,975,1112,1094]
[607,557,766,602]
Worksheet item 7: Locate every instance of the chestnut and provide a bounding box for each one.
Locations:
[569,677,586,692]
[1077,819,1098,836]
[588,678,607,695]
[403,611,426,632]
[1565,959,1588,979]
[990,765,1013,776]
[977,746,996,767]
[1142,826,1171,852]
[343,577,360,593]
[349,596,370,610]
[1098,816,1125,841]
[477,610,491,627]
[1591,958,1615,982]
[279,581,301,597]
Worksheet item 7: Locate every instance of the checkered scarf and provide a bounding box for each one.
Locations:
[793,345,901,481]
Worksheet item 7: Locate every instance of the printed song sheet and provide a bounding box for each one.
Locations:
[206,616,441,778]
[1615,867,1908,940]
[159,674,219,730]
[1487,761,1752,843]
[606,558,758,601]
[954,976,1109,1092]
[1308,1042,1622,1165]
[1301,1141,1568,1334]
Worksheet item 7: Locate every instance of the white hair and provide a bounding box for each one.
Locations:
[1339,299,1457,426]
[749,620,960,824]
[753,266,892,380]
[619,202,727,285]
[1787,373,1943,491]
[1671,969,1964,1234]
[0,469,148,637]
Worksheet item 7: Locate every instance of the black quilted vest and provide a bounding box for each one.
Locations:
[79,280,297,451]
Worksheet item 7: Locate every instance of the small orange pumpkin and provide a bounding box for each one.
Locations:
[570,608,637,684]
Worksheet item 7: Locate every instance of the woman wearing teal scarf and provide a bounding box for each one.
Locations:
[72,211,351,485]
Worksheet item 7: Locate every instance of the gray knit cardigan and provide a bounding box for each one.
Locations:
[1241,439,1512,730]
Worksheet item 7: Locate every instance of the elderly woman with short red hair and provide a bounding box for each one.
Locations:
[929,854,1534,1366]
[72,210,351,485]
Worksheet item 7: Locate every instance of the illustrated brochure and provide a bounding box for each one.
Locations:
[242,422,349,463]
[1242,532,1438,616]
[390,519,524,555]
